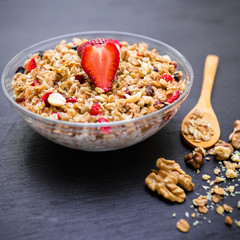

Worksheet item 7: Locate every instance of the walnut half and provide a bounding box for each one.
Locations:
[229,120,240,149]
[184,147,205,169]
[145,158,194,203]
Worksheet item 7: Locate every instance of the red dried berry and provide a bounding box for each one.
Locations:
[25,58,37,72]
[160,73,173,82]
[52,112,61,120]
[170,62,177,69]
[66,97,77,103]
[90,103,103,115]
[166,90,180,103]
[75,74,86,84]
[31,80,40,86]
[98,117,111,133]
[146,85,155,96]
[42,92,53,107]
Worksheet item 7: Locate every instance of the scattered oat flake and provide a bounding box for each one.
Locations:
[193,220,200,226]
[185,212,189,218]
[216,206,224,215]
[172,213,176,218]
[176,219,190,233]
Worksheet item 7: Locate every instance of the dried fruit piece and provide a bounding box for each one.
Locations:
[98,117,111,133]
[166,90,180,104]
[15,66,25,74]
[31,80,40,86]
[160,73,173,82]
[90,103,103,115]
[66,97,78,103]
[80,42,120,93]
[48,93,66,107]
[75,74,86,84]
[173,72,181,82]
[25,58,37,72]
[225,216,233,226]
[146,85,155,96]
[176,219,190,233]
[42,92,53,107]
[145,158,194,203]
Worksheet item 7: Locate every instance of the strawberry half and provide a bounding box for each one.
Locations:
[81,42,120,93]
[77,38,121,57]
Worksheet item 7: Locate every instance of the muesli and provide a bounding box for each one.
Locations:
[12,38,186,123]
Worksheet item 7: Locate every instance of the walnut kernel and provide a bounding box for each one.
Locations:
[225,216,233,226]
[193,195,208,207]
[216,206,224,215]
[229,120,240,149]
[213,141,234,160]
[176,219,190,233]
[223,204,233,212]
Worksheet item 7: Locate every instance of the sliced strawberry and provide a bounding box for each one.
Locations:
[66,97,77,103]
[77,38,121,57]
[166,90,180,103]
[98,117,111,133]
[42,92,53,107]
[90,103,103,115]
[31,80,40,86]
[25,58,37,72]
[160,73,173,82]
[81,42,120,93]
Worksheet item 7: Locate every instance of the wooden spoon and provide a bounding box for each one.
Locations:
[181,55,220,149]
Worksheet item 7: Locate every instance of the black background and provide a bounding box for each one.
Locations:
[1,0,240,239]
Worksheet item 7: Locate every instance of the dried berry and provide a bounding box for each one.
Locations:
[75,74,86,84]
[15,96,25,103]
[52,112,61,120]
[153,67,158,72]
[160,73,173,82]
[66,97,78,103]
[37,50,45,58]
[146,85,155,96]
[166,90,180,103]
[173,72,181,82]
[31,80,40,86]
[25,58,37,72]
[72,45,78,51]
[90,103,103,115]
[170,61,177,69]
[15,66,25,74]
[42,92,53,107]
[98,117,111,133]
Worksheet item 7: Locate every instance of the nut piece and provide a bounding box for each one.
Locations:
[225,216,233,226]
[231,153,240,162]
[223,204,233,212]
[211,186,226,195]
[47,93,66,107]
[238,201,240,209]
[227,186,235,193]
[225,169,238,179]
[145,158,194,203]
[216,206,224,215]
[213,141,234,160]
[236,220,240,227]
[212,194,222,204]
[213,168,221,175]
[202,174,210,181]
[184,147,205,169]
[193,195,208,207]
[198,206,208,214]
[229,120,240,149]
[176,219,190,233]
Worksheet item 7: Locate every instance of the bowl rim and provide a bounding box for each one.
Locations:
[1,30,194,128]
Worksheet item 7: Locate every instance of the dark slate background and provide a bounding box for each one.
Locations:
[0,0,240,239]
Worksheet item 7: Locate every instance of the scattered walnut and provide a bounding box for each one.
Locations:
[211,186,225,195]
[216,205,224,215]
[198,206,208,214]
[212,194,222,204]
[225,216,233,226]
[213,168,221,175]
[229,120,240,149]
[231,152,240,162]
[145,158,194,203]
[223,204,233,212]
[225,169,238,179]
[214,176,225,183]
[184,148,204,169]
[213,141,234,160]
[202,174,210,181]
[227,186,235,193]
[193,195,208,207]
[236,220,240,227]
[176,219,190,233]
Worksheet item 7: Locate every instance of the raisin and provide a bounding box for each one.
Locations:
[173,72,181,82]
[153,67,158,72]
[75,74,86,84]
[146,85,155,96]
[37,50,45,58]
[15,66,25,74]
[72,45,78,51]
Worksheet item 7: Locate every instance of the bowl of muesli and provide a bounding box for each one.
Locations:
[2,31,194,151]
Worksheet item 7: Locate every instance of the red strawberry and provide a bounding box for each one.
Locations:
[81,42,120,93]
[31,80,40,86]
[98,117,111,133]
[25,58,37,72]
[160,73,173,82]
[66,97,77,103]
[42,92,52,107]
[90,103,103,115]
[52,112,61,120]
[77,38,121,57]
[166,90,180,103]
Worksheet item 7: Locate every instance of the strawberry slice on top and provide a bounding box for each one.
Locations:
[80,41,120,93]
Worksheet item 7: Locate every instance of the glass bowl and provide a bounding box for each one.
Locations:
[1,31,194,151]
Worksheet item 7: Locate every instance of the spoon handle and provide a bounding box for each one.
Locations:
[197,55,219,108]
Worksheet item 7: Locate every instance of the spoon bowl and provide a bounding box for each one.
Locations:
[181,55,220,149]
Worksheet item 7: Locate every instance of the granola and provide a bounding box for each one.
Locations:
[12,38,186,123]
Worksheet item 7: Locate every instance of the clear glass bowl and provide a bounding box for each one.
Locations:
[1,31,194,151]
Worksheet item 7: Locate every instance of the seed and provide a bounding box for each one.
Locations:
[176,219,190,233]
